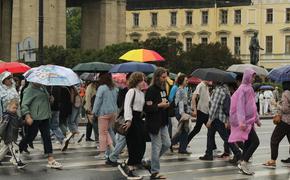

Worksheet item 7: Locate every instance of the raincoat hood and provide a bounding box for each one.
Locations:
[1,71,12,84]
[241,68,256,85]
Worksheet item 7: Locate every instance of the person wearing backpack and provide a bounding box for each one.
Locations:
[263,81,290,168]
[199,82,242,162]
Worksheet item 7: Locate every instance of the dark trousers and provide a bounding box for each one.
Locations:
[126,111,146,166]
[206,119,241,158]
[171,112,189,152]
[187,111,217,149]
[242,128,260,162]
[86,114,99,140]
[271,121,290,160]
[20,119,53,155]
[168,117,172,138]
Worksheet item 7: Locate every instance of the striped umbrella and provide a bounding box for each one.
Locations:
[119,49,165,62]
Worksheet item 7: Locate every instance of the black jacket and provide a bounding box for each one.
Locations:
[144,85,169,135]
[2,112,22,144]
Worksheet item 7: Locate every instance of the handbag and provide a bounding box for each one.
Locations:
[114,90,135,135]
[273,114,282,125]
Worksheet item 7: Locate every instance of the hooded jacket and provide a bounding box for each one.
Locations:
[229,68,259,143]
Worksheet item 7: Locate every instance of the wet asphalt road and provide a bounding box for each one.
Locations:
[0,118,289,180]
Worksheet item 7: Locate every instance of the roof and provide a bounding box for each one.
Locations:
[127,0,252,10]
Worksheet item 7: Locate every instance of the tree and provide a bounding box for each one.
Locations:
[66,8,81,48]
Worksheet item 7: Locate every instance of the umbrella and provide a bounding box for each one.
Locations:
[188,76,202,85]
[24,65,80,86]
[80,73,99,81]
[227,64,268,76]
[147,72,177,80]
[109,62,156,73]
[259,85,274,90]
[72,62,113,73]
[191,68,235,83]
[268,65,290,83]
[0,62,31,74]
[119,49,165,62]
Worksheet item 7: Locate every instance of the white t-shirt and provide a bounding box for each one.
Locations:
[193,82,210,114]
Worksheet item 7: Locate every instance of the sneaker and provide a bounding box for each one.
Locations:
[61,133,73,152]
[141,159,151,173]
[178,151,192,155]
[199,155,213,161]
[127,170,142,180]
[213,149,222,157]
[238,162,254,175]
[105,158,119,167]
[17,161,27,169]
[118,162,130,178]
[281,157,290,164]
[47,160,63,169]
[86,138,94,142]
[75,133,85,143]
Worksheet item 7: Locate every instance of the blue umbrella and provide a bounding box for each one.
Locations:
[259,85,274,90]
[109,62,156,73]
[268,65,290,83]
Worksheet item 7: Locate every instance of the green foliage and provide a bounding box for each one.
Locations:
[32,37,241,74]
[66,8,81,48]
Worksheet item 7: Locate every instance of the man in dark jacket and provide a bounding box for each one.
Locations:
[145,67,171,179]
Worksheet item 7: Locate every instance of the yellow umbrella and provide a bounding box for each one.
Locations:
[119,49,165,62]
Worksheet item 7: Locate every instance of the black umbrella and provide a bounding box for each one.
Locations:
[80,73,99,81]
[191,68,235,83]
[72,62,113,73]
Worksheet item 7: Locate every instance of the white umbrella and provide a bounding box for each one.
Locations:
[24,65,81,86]
[227,64,268,76]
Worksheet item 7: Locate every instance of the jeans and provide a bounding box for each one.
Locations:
[20,119,53,155]
[109,133,126,162]
[168,117,173,138]
[270,121,290,160]
[68,106,81,133]
[86,114,99,140]
[242,128,260,162]
[205,119,241,158]
[50,111,65,143]
[149,126,171,174]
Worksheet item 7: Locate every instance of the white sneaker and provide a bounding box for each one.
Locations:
[10,157,17,166]
[238,161,254,175]
[47,160,63,169]
[61,133,73,151]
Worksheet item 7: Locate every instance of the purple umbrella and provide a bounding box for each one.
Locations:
[268,65,290,83]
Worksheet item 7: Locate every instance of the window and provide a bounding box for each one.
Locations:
[151,13,158,27]
[201,37,208,44]
[286,8,290,22]
[286,36,290,54]
[266,9,273,23]
[220,10,228,24]
[186,38,192,51]
[133,13,139,27]
[202,11,208,25]
[221,37,227,47]
[234,10,241,24]
[234,37,241,55]
[266,36,273,54]
[133,39,139,43]
[170,12,177,26]
[186,11,192,25]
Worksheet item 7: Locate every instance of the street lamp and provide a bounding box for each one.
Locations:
[38,0,44,65]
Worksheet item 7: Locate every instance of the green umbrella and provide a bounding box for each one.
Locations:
[72,62,113,73]
[147,72,177,80]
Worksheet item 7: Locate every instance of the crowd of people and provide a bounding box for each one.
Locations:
[0,67,289,179]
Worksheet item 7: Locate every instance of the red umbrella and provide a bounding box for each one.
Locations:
[188,76,202,85]
[0,62,31,74]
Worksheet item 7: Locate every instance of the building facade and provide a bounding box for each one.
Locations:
[126,0,290,69]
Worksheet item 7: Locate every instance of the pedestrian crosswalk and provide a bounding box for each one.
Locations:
[0,120,290,180]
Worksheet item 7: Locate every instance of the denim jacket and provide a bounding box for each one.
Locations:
[92,85,118,117]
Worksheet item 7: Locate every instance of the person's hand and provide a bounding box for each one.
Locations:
[239,123,247,131]
[225,122,229,129]
[206,121,211,128]
[191,111,197,118]
[25,114,33,126]
[123,121,132,132]
[256,121,262,127]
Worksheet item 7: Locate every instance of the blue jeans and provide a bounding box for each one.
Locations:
[149,126,171,174]
[68,106,80,133]
[171,112,188,152]
[50,111,65,143]
[109,133,126,162]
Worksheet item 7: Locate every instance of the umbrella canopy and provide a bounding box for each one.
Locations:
[191,68,235,83]
[119,49,165,62]
[24,65,80,86]
[0,62,31,74]
[80,73,99,81]
[109,62,156,73]
[268,65,290,83]
[188,76,202,85]
[147,72,177,80]
[227,64,268,76]
[259,85,274,90]
[72,62,113,73]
